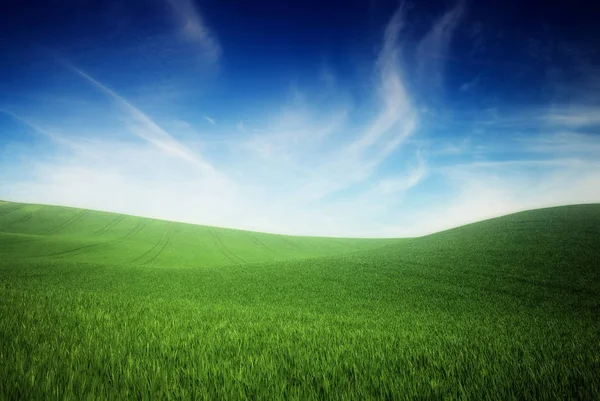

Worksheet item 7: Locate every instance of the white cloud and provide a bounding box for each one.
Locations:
[166,0,221,64]
[3,3,599,238]
[372,154,427,195]
[415,0,465,92]
[546,105,600,127]
[2,140,240,227]
[422,159,600,233]
[293,6,418,201]
[0,109,89,153]
[67,64,217,176]
[1,7,426,237]
[523,131,600,155]
[459,75,480,92]
[202,114,216,125]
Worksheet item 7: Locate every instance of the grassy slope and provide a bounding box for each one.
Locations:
[0,201,399,267]
[0,201,599,399]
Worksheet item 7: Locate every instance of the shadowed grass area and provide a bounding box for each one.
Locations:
[0,201,599,399]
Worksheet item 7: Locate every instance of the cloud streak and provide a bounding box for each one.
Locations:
[203,114,216,125]
[0,109,88,153]
[287,6,419,202]
[66,64,216,175]
[166,0,221,64]
[2,2,599,237]
[546,105,600,128]
[416,0,465,93]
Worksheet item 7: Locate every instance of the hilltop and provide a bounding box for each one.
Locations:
[0,201,398,267]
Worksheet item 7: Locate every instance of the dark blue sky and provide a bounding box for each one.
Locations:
[1,0,599,236]
[2,0,599,108]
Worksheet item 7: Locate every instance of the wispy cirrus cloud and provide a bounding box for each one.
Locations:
[225,5,421,207]
[297,6,419,201]
[415,0,465,94]
[545,105,600,128]
[202,114,216,125]
[1,5,426,236]
[371,152,426,196]
[66,64,217,175]
[422,157,600,233]
[2,2,599,237]
[459,75,480,92]
[1,109,60,142]
[0,109,87,153]
[166,0,221,64]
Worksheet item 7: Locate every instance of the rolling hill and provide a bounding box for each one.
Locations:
[1,201,599,399]
[0,201,399,267]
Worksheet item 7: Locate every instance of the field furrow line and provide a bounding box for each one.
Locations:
[211,228,246,264]
[280,235,302,249]
[0,205,23,217]
[0,211,36,232]
[130,224,171,263]
[94,215,126,236]
[41,237,123,258]
[0,233,49,246]
[207,227,231,262]
[207,228,239,264]
[39,220,148,258]
[249,234,280,255]
[142,229,173,264]
[211,228,240,263]
[125,220,147,239]
[44,210,88,235]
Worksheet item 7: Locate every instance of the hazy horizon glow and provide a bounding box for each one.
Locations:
[1,1,599,237]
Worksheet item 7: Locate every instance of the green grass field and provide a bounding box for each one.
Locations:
[1,201,599,399]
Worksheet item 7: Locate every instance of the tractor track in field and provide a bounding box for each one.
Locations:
[43,210,89,235]
[37,219,147,259]
[94,215,127,236]
[0,209,38,232]
[208,227,246,264]
[143,230,173,264]
[0,205,23,217]
[280,235,302,249]
[123,220,147,240]
[0,233,47,246]
[248,233,279,255]
[132,227,173,264]
[207,228,236,264]
[130,224,172,264]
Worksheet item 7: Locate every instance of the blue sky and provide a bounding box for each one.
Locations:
[1,0,599,237]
